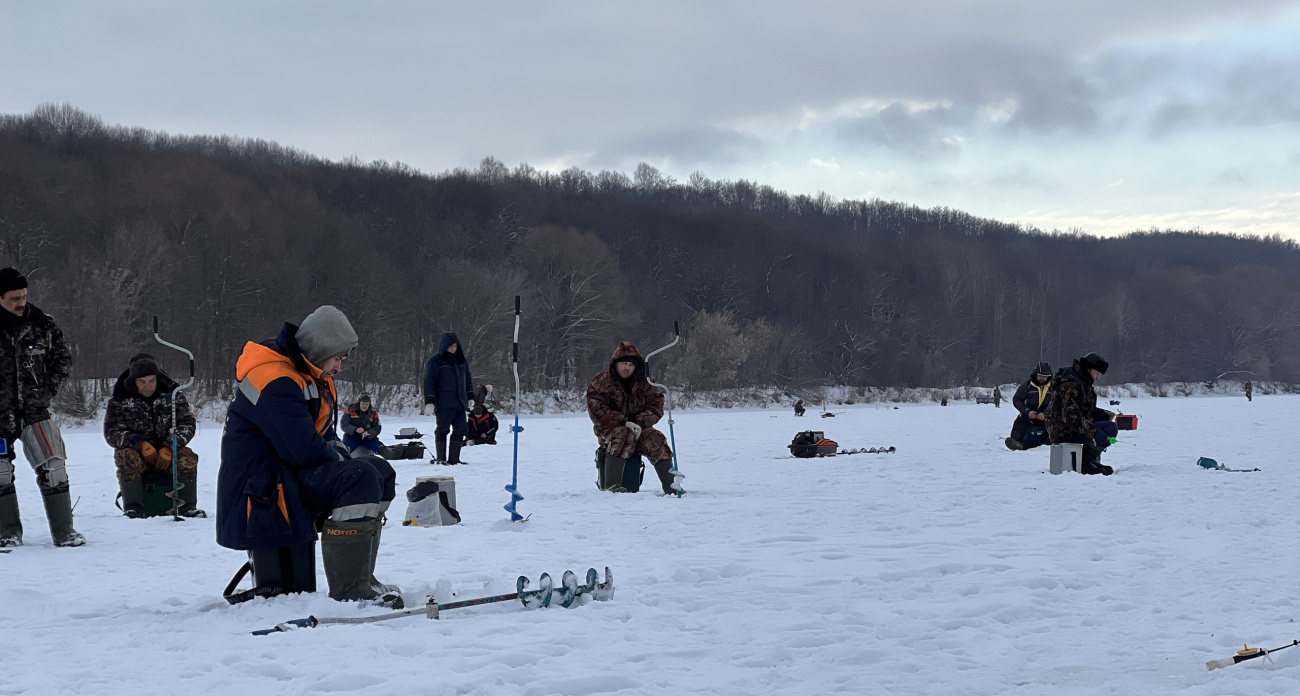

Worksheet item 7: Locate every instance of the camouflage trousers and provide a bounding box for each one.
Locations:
[114,446,199,483]
[600,425,672,462]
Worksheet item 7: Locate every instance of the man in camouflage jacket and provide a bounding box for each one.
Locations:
[1044,352,1118,476]
[104,353,204,517]
[0,268,84,546]
[585,341,680,495]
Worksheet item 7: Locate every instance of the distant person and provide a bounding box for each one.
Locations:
[1044,352,1117,476]
[0,268,84,548]
[1244,380,1253,402]
[1005,362,1052,451]
[104,353,204,518]
[794,399,805,417]
[342,393,382,455]
[940,397,949,407]
[586,342,679,495]
[422,333,474,465]
[993,388,1002,408]
[466,384,499,446]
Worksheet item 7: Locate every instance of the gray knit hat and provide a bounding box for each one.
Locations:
[297,305,358,366]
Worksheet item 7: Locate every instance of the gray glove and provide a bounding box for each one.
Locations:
[625,421,642,440]
[422,404,437,416]
[467,400,476,411]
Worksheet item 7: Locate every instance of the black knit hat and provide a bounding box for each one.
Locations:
[1035,361,1052,377]
[359,393,372,403]
[127,353,160,380]
[0,268,28,296]
[1078,352,1109,375]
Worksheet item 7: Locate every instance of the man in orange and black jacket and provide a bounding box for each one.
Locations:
[216,306,401,608]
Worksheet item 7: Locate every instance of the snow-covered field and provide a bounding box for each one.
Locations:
[3,394,1297,695]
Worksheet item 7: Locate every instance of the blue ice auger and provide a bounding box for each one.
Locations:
[644,321,685,497]
[154,316,195,522]
[504,296,526,521]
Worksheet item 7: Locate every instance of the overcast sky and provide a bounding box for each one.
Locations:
[3,1,1299,237]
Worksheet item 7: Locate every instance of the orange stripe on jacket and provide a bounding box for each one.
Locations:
[235,341,338,437]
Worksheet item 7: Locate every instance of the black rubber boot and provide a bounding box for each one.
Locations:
[42,488,86,547]
[434,438,447,464]
[1004,437,1025,451]
[653,460,680,495]
[0,486,22,547]
[602,455,628,492]
[368,521,399,594]
[179,476,207,518]
[119,478,146,518]
[322,519,402,608]
[447,441,462,465]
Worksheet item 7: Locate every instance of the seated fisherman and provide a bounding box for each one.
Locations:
[1005,361,1052,451]
[342,394,382,455]
[1045,352,1119,476]
[585,342,680,495]
[466,384,498,446]
[103,353,204,518]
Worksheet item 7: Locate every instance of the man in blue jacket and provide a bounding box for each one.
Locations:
[422,333,474,465]
[216,305,401,608]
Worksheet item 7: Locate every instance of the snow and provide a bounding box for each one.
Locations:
[3,393,1298,695]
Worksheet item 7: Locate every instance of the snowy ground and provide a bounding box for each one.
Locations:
[3,393,1298,695]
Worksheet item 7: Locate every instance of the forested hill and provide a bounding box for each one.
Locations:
[3,104,1299,413]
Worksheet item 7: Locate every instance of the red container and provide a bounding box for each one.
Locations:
[1115,414,1138,431]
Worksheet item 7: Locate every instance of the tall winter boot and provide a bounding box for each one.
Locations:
[447,440,463,466]
[119,478,146,518]
[434,438,447,464]
[0,486,22,547]
[178,476,207,518]
[42,488,86,547]
[602,455,629,492]
[653,460,682,496]
[321,519,402,608]
[368,520,399,594]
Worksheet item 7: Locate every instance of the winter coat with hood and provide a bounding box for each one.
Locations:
[103,359,196,451]
[0,303,72,435]
[585,342,664,440]
[1045,360,1099,445]
[423,332,474,410]
[216,323,345,551]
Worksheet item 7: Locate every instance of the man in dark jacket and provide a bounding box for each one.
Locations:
[104,353,203,517]
[342,393,382,455]
[466,384,498,446]
[0,268,84,547]
[1005,361,1052,451]
[1044,352,1118,476]
[217,305,401,608]
[585,341,680,495]
[422,333,474,465]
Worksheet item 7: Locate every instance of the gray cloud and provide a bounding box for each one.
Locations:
[593,126,766,169]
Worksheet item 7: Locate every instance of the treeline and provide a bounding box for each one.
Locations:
[3,104,1299,415]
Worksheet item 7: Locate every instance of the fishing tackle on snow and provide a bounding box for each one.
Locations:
[251,567,615,635]
[1206,639,1299,670]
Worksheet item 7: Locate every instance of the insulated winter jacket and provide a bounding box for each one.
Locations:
[216,323,344,551]
[1045,362,1097,445]
[1012,373,1051,418]
[585,342,664,440]
[342,403,381,440]
[103,367,196,450]
[0,303,72,435]
[423,332,474,410]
